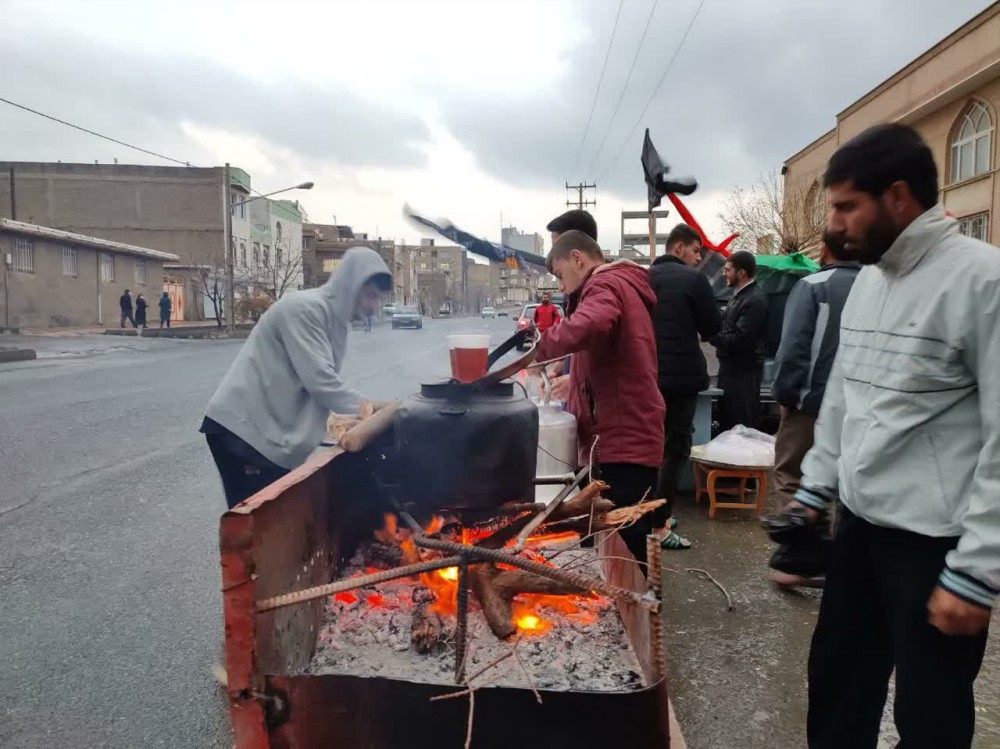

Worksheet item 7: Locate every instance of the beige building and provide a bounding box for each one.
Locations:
[413,243,468,313]
[784,2,1000,247]
[466,259,502,312]
[0,219,178,330]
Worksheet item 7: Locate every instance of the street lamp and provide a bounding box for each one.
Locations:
[224,162,313,333]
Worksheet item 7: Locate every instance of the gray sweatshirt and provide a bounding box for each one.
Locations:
[795,205,1000,609]
[204,247,391,469]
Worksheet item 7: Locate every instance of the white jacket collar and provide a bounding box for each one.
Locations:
[879,204,957,278]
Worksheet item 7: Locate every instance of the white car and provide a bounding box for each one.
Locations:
[481,306,497,318]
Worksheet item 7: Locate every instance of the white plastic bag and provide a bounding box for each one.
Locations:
[701,425,775,466]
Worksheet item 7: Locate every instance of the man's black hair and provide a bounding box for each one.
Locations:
[666,223,701,249]
[822,231,851,262]
[824,123,939,210]
[727,250,757,279]
[546,210,598,241]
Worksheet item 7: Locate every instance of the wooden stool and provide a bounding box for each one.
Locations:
[691,453,770,519]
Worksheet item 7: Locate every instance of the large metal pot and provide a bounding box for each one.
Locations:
[394,331,539,511]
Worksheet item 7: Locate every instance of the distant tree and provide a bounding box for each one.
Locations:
[718,169,826,256]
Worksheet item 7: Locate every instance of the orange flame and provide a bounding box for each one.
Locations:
[437,567,459,582]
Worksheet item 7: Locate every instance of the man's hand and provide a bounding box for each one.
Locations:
[784,500,821,523]
[546,374,571,402]
[928,586,992,636]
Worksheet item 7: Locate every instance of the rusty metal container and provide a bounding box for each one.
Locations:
[219,447,682,748]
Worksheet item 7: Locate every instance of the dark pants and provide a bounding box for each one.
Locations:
[206,431,290,509]
[807,508,988,749]
[120,311,135,328]
[718,367,762,431]
[772,410,817,513]
[597,463,659,570]
[160,315,171,328]
[653,392,698,524]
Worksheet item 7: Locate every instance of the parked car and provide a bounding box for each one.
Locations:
[382,303,397,317]
[392,306,423,330]
[515,302,565,349]
[497,309,510,318]
[481,306,497,318]
[438,306,451,317]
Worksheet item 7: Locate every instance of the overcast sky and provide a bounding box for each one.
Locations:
[0,0,992,250]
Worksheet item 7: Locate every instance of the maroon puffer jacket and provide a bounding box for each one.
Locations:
[536,261,665,468]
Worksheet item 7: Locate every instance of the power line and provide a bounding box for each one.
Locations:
[567,0,624,182]
[595,0,708,183]
[0,94,284,203]
[0,94,194,167]
[584,0,660,179]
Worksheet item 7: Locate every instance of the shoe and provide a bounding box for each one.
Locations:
[660,531,692,550]
[770,569,825,588]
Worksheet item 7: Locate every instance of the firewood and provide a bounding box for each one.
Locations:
[475,482,612,550]
[491,570,586,598]
[541,499,667,535]
[362,542,404,569]
[411,600,453,654]
[468,565,517,640]
[341,402,399,453]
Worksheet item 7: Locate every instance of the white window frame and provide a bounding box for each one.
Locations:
[62,247,78,277]
[951,102,994,183]
[958,212,990,243]
[101,253,116,283]
[13,237,34,273]
[134,258,147,285]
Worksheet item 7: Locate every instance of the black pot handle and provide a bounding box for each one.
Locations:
[487,329,530,369]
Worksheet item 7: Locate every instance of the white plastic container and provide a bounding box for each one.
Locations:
[535,402,578,478]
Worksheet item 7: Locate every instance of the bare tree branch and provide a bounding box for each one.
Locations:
[718,169,826,256]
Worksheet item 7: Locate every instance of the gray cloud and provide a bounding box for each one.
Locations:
[0,29,430,171]
[438,0,994,202]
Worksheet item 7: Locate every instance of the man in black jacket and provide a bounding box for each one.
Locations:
[712,251,768,431]
[649,224,722,548]
[119,289,135,329]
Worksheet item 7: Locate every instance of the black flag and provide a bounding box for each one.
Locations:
[641,128,697,212]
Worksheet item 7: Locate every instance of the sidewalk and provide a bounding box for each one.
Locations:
[661,494,1000,748]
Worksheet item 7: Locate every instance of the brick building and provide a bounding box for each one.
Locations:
[784,2,1000,247]
[0,219,178,330]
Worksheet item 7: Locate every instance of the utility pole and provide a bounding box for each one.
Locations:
[565,181,597,210]
[224,163,236,334]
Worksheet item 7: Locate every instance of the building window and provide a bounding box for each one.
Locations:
[100,253,116,282]
[62,247,78,277]
[13,238,33,273]
[958,212,989,243]
[276,247,283,267]
[951,101,994,183]
[240,242,247,268]
[230,191,246,219]
[263,245,270,268]
[135,258,147,285]
[253,244,260,267]
[276,221,283,244]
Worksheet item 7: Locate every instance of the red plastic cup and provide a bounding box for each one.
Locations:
[448,334,490,383]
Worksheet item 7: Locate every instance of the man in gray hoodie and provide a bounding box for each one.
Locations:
[787,124,997,748]
[201,247,392,508]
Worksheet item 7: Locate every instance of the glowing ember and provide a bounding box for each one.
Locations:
[515,610,553,635]
[437,567,459,582]
[334,592,359,606]
[366,593,385,608]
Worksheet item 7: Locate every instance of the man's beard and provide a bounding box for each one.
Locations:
[842,208,902,265]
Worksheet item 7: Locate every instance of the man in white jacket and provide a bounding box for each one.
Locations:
[788,124,997,748]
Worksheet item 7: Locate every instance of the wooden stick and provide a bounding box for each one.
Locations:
[687,568,735,611]
[341,402,398,452]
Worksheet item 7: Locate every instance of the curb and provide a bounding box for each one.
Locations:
[0,348,37,363]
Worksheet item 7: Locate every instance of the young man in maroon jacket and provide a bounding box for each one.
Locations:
[535,230,665,566]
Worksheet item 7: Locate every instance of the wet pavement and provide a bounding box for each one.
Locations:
[662,496,1000,748]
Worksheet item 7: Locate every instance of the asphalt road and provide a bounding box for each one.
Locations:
[0,315,517,748]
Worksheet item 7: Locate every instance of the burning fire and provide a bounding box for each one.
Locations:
[366,512,607,637]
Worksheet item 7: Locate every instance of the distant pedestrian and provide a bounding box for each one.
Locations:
[119,289,136,328]
[711,251,768,430]
[533,292,561,332]
[159,291,172,328]
[649,223,722,550]
[134,293,148,334]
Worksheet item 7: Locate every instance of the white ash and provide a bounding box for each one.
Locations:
[306,543,645,692]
